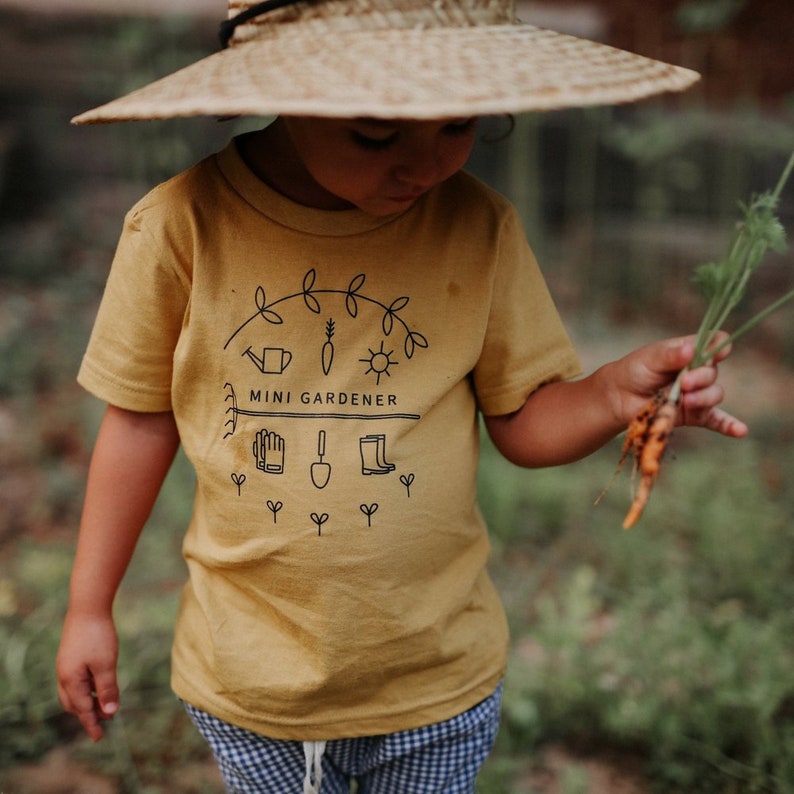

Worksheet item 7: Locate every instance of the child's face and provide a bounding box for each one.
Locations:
[274,116,478,216]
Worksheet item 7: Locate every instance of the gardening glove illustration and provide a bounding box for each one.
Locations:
[253,428,285,474]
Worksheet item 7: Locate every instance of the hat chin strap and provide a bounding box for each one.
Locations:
[219,0,316,48]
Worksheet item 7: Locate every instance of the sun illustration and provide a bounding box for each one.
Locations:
[360,341,398,384]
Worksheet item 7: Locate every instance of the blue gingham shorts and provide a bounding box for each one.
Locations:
[184,682,503,794]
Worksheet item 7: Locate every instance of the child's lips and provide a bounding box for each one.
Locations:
[388,190,426,203]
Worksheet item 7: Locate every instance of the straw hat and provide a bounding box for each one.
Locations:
[72,0,700,124]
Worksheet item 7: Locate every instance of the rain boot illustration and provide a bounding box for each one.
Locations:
[359,434,396,475]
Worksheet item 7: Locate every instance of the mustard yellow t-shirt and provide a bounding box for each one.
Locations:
[78,136,581,740]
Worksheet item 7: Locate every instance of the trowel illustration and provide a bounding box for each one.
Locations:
[310,430,331,489]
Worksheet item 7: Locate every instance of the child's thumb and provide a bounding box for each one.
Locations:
[94,671,119,717]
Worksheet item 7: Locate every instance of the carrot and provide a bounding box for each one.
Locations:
[621,394,678,529]
[595,390,664,509]
[619,390,665,468]
[600,151,794,529]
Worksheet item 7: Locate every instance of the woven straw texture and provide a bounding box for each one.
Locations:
[73,0,699,124]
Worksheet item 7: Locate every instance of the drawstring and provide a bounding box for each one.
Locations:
[302,740,327,794]
[219,0,317,48]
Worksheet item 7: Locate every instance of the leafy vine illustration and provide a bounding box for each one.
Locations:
[223,382,238,439]
[224,270,429,360]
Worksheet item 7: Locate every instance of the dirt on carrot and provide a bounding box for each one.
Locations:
[595,389,679,529]
[620,392,678,529]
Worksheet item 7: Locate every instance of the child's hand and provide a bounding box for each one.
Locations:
[485,331,747,470]
[56,611,120,741]
[614,333,748,439]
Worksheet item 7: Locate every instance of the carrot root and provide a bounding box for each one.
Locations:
[619,393,678,529]
[622,474,654,529]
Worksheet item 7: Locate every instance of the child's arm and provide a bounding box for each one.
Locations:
[484,335,748,469]
[56,405,180,741]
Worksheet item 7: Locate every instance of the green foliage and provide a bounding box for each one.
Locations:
[676,0,747,34]
[0,607,64,764]
[688,154,794,374]
[0,449,198,789]
[75,15,266,187]
[479,432,794,792]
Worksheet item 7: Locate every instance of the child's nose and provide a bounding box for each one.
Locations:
[394,146,442,187]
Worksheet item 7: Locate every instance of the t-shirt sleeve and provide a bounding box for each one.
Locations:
[77,204,190,412]
[473,206,582,417]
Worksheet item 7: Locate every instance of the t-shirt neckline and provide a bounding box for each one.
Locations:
[215,134,415,237]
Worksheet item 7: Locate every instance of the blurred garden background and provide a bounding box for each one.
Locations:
[1,0,793,791]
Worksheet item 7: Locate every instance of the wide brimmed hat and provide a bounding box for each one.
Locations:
[72,0,700,124]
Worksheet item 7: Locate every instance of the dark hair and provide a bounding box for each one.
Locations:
[480,114,515,144]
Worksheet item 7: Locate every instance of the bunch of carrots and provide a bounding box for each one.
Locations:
[606,151,794,529]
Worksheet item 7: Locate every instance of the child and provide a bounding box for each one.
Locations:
[57,1,748,791]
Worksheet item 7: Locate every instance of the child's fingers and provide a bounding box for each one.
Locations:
[704,330,733,363]
[681,381,724,411]
[58,674,105,741]
[657,337,696,372]
[93,668,120,721]
[57,663,118,742]
[690,406,749,438]
[679,362,719,393]
[678,380,748,435]
[664,332,733,372]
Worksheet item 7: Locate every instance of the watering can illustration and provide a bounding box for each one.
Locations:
[243,346,293,374]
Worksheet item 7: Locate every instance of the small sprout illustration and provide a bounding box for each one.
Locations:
[266,499,283,523]
[400,473,415,497]
[322,318,335,375]
[311,512,329,536]
[360,503,379,527]
[231,472,246,495]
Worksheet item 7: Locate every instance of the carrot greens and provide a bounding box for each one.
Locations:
[669,150,794,401]
[604,151,793,528]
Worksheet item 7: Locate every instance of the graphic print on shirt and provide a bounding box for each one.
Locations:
[222,269,427,536]
[310,429,331,488]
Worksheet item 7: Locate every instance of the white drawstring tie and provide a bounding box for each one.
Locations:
[302,740,327,794]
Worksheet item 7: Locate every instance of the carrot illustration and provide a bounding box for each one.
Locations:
[322,318,335,376]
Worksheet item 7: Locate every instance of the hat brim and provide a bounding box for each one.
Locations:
[72,24,699,124]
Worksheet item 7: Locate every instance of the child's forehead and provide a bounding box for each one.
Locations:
[352,116,474,124]
[306,116,476,128]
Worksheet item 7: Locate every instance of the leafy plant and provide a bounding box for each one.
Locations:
[688,151,794,370]
[486,435,794,792]
[604,151,794,528]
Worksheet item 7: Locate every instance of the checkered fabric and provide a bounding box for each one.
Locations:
[184,682,503,793]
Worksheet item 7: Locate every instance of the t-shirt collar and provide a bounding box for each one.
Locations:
[215,134,416,237]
